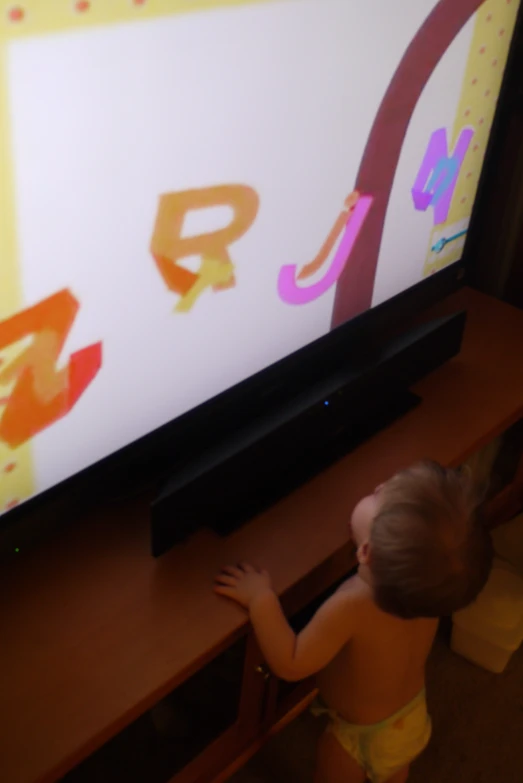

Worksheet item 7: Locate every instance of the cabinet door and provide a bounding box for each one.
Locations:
[263,673,316,729]
[172,633,272,783]
[237,633,273,742]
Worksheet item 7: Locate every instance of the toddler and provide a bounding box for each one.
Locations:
[215,461,493,783]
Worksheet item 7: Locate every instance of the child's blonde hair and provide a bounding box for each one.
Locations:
[370,461,493,619]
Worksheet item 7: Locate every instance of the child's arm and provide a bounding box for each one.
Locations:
[215,563,355,682]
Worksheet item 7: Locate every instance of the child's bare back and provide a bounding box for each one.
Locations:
[317,574,438,726]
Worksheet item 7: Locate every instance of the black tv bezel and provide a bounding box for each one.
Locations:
[1,2,522,548]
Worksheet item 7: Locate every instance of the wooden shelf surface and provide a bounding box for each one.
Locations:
[2,288,523,783]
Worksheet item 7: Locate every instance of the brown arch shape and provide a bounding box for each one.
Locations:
[331,0,486,329]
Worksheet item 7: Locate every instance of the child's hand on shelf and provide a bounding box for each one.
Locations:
[214,563,273,609]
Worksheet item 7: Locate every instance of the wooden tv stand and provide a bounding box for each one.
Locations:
[2,288,523,783]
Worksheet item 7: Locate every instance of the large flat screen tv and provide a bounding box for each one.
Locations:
[0,0,521,530]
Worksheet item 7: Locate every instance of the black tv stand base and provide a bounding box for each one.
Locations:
[207,387,421,539]
[151,311,465,557]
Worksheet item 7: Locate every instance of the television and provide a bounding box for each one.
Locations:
[1,0,522,548]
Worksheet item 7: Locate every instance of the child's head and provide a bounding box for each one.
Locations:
[350,461,493,619]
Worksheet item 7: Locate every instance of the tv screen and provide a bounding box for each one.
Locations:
[0,0,520,521]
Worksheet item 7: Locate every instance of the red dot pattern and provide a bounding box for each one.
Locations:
[4,463,16,474]
[469,24,511,110]
[8,6,25,22]
[6,499,19,511]
[75,1,90,12]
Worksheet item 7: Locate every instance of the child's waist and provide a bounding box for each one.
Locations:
[313,688,427,729]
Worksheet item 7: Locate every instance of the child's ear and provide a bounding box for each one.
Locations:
[357,541,371,565]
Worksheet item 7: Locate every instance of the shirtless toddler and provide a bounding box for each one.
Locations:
[215,461,493,783]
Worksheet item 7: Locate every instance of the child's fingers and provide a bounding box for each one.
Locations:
[214,585,239,600]
[221,565,243,578]
[239,562,255,573]
[215,574,238,587]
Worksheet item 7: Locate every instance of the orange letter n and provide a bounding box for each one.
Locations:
[0,290,102,449]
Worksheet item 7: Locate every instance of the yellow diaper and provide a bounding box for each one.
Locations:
[312,690,432,783]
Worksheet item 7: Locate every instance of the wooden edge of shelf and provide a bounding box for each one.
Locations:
[209,690,319,783]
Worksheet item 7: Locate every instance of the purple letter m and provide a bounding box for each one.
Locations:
[412,127,474,225]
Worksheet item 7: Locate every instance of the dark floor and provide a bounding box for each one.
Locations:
[231,629,523,783]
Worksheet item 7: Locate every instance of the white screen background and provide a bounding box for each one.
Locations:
[6,0,479,492]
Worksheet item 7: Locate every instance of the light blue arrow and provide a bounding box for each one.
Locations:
[432,229,468,254]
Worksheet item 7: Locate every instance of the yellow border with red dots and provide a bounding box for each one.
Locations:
[0,0,280,517]
[0,0,284,39]
[423,0,521,276]
[0,37,32,515]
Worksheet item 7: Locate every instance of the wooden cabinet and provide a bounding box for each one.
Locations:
[60,578,347,783]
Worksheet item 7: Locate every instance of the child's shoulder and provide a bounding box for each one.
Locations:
[335,572,374,608]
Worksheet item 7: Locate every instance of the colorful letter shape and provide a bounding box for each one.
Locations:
[412,127,474,225]
[0,290,102,449]
[151,185,259,312]
[278,196,374,306]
